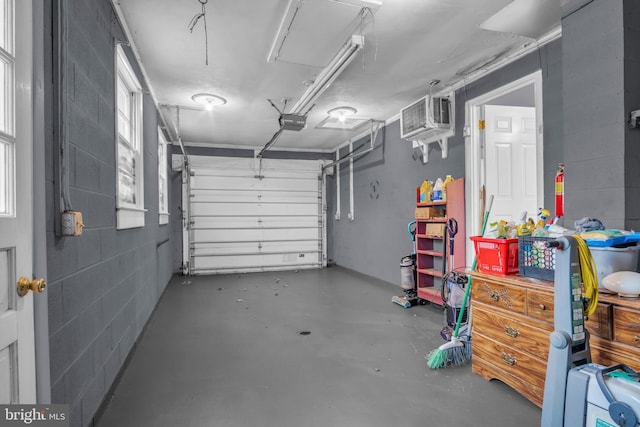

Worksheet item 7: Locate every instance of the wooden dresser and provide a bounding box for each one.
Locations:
[470,271,640,407]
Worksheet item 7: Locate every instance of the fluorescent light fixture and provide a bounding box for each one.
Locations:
[327,106,357,122]
[191,93,227,111]
[290,35,364,114]
[267,0,380,63]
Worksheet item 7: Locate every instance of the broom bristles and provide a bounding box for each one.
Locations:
[426,338,472,369]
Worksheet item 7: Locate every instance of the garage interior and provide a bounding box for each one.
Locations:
[4,0,640,426]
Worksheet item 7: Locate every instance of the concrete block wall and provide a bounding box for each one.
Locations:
[331,40,563,286]
[43,1,173,426]
[624,1,640,230]
[562,0,626,229]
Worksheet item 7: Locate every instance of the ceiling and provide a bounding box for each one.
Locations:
[117,0,560,153]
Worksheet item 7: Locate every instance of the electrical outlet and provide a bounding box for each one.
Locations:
[61,211,84,236]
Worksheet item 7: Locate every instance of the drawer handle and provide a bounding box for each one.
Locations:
[539,304,546,310]
[501,352,517,366]
[635,335,640,343]
[489,290,500,302]
[504,326,520,338]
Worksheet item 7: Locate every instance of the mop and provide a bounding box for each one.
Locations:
[439,218,469,341]
[427,195,493,369]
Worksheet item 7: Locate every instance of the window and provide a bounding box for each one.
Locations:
[0,0,15,217]
[158,128,169,224]
[115,45,145,229]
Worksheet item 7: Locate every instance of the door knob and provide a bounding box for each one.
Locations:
[17,276,46,297]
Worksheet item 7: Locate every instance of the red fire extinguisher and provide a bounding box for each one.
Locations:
[555,163,564,217]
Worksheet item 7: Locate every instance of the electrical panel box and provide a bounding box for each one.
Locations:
[61,211,84,236]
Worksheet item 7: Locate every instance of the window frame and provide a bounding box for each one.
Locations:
[158,127,169,225]
[115,44,145,229]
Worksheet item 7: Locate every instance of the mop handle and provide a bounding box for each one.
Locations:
[448,218,458,256]
[451,195,493,339]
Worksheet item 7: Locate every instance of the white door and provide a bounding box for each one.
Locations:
[484,105,538,224]
[183,156,325,275]
[0,0,38,403]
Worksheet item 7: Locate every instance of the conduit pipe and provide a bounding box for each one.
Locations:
[323,119,384,221]
[322,119,384,172]
[349,141,354,220]
[334,150,341,220]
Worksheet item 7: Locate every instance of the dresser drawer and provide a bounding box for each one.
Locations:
[472,356,545,408]
[590,342,640,372]
[472,332,547,387]
[472,278,526,315]
[527,289,554,324]
[585,303,612,340]
[613,306,640,348]
[473,305,552,359]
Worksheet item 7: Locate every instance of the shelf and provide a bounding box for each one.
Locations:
[417,234,444,240]
[418,268,443,278]
[414,177,465,309]
[416,201,447,207]
[417,286,444,305]
[417,249,443,257]
[416,218,447,223]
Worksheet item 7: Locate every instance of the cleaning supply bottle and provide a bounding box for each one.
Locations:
[442,175,454,201]
[432,177,443,201]
[419,180,431,203]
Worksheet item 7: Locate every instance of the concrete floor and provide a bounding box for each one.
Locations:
[96,266,542,427]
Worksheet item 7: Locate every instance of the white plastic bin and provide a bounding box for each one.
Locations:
[589,245,640,288]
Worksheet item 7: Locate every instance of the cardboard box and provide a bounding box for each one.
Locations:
[425,223,445,237]
[415,207,444,219]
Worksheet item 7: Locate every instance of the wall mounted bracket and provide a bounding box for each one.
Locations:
[412,138,448,163]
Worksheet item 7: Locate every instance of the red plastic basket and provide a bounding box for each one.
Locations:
[470,236,519,276]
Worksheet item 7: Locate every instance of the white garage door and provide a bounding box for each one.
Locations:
[183,156,326,275]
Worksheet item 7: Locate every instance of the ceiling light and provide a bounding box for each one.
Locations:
[191,93,227,110]
[328,106,357,122]
[289,35,364,114]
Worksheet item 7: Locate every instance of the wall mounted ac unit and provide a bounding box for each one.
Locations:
[400,96,451,140]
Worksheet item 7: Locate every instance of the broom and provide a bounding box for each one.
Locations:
[427,195,493,369]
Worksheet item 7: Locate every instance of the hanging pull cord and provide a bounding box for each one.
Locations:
[188,0,209,65]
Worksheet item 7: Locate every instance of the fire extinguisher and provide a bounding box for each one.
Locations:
[555,163,564,217]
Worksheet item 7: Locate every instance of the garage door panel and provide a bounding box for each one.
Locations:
[192,240,320,256]
[192,227,320,243]
[189,191,319,204]
[192,175,318,192]
[191,203,318,217]
[185,156,325,275]
[191,216,319,229]
[191,252,321,274]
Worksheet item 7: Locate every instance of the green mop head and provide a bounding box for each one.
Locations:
[426,337,472,369]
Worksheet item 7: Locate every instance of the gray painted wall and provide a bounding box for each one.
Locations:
[331,39,563,286]
[562,0,640,230]
[43,2,173,426]
[489,84,535,107]
[623,1,640,230]
[332,121,466,285]
[562,1,626,229]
